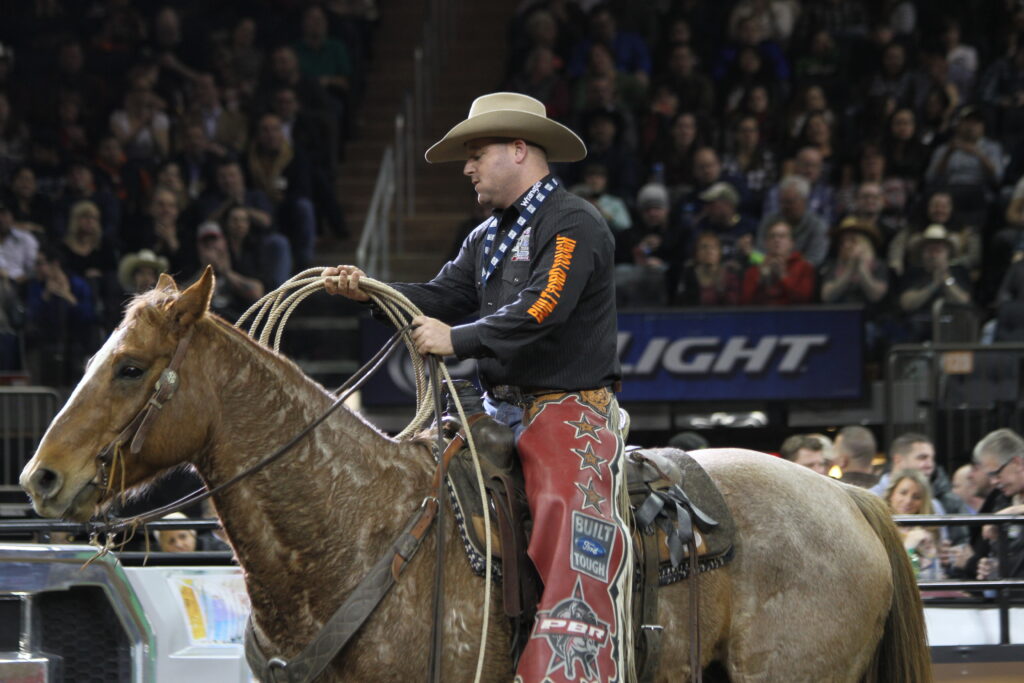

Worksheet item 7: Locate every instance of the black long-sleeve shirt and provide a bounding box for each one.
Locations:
[390,175,620,392]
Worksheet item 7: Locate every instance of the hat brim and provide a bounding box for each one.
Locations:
[424,110,587,163]
[837,225,882,249]
[119,256,169,292]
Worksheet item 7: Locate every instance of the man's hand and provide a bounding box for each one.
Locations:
[323,265,370,302]
[411,315,453,356]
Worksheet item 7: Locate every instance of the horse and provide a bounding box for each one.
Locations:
[20,270,931,682]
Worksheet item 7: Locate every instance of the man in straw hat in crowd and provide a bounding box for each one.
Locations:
[897,223,972,341]
[325,92,631,682]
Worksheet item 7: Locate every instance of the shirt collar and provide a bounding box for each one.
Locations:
[492,173,557,224]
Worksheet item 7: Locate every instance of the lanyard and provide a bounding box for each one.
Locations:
[480,177,558,283]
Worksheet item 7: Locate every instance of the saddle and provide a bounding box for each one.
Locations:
[442,413,735,680]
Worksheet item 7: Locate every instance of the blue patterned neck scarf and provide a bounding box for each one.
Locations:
[480,177,558,283]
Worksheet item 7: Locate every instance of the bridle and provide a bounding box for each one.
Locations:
[92,326,196,496]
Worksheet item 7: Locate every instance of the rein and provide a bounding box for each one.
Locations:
[84,270,496,683]
[86,322,409,536]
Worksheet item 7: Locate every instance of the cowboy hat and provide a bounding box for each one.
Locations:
[118,249,170,291]
[916,223,956,253]
[424,92,587,163]
[835,216,882,249]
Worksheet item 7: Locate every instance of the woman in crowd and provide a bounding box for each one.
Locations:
[672,231,741,306]
[60,199,119,327]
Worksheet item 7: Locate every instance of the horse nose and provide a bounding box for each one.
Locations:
[25,466,63,500]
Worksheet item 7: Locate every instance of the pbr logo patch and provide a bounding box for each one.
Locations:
[571,511,615,582]
[532,578,610,681]
[511,226,532,261]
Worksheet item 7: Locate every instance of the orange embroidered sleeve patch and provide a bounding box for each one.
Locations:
[527,235,576,323]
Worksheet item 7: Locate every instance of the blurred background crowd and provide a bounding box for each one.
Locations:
[2,0,1024,390]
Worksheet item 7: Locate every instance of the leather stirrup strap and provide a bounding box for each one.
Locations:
[636,528,663,683]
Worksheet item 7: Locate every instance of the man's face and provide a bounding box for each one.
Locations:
[693,150,720,185]
[794,448,827,475]
[856,183,884,216]
[796,150,823,182]
[463,140,516,209]
[779,188,805,222]
[150,190,179,223]
[977,451,1024,498]
[895,441,936,479]
[258,116,285,152]
[217,164,245,196]
[765,222,794,258]
[921,242,950,272]
[274,90,300,120]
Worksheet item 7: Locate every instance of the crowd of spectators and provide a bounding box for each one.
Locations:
[779,425,1024,583]
[0,1,374,386]
[504,0,1024,361]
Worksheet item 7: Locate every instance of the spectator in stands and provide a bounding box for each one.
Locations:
[883,468,937,525]
[568,4,652,84]
[727,0,799,49]
[672,231,741,306]
[833,425,880,488]
[186,74,249,157]
[648,111,703,198]
[719,46,780,125]
[867,41,915,109]
[764,147,836,229]
[23,244,98,387]
[224,17,265,99]
[506,8,568,81]
[925,105,1004,220]
[791,111,839,180]
[873,432,969,547]
[951,463,990,515]
[654,42,715,120]
[721,114,777,218]
[714,15,790,86]
[117,248,168,299]
[838,178,905,242]
[978,41,1024,150]
[61,200,120,327]
[888,190,960,277]
[190,220,264,321]
[123,186,191,275]
[0,199,37,283]
[615,182,677,306]
[758,175,830,267]
[5,165,52,239]
[785,84,835,146]
[247,112,316,271]
[883,107,930,190]
[897,224,973,341]
[779,434,828,475]
[154,512,198,553]
[0,92,30,182]
[148,5,202,105]
[576,109,640,204]
[740,219,815,304]
[688,181,756,266]
[94,135,151,218]
[819,217,889,309]
[969,429,1024,580]
[109,86,170,163]
[507,45,571,124]
[197,159,274,244]
[572,49,644,134]
[570,163,630,233]
[675,147,744,227]
[54,162,121,243]
[260,46,332,122]
[733,84,782,148]
[217,203,290,291]
[294,3,353,145]
[941,20,978,102]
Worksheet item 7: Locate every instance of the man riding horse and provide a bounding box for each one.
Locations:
[325,92,632,682]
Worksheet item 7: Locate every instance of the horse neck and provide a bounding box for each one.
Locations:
[191,320,434,633]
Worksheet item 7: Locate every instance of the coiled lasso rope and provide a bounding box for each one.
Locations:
[236,268,494,683]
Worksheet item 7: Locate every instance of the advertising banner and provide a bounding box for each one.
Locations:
[358,307,863,405]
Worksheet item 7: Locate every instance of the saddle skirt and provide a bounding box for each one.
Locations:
[445,442,735,587]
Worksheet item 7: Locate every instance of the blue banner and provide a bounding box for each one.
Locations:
[358,307,863,405]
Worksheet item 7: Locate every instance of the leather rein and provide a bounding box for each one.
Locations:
[84,321,451,683]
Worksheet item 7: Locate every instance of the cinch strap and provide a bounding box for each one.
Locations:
[480,177,558,284]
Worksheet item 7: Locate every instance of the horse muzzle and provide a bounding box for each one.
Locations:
[21,461,101,521]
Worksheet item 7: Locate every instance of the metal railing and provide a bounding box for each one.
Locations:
[0,387,61,514]
[894,513,1024,647]
[358,0,458,278]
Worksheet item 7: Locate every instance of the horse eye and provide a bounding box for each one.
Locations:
[117,365,145,380]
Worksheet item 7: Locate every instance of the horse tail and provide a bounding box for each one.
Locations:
[842,484,932,683]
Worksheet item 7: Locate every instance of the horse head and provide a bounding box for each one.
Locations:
[21,268,217,521]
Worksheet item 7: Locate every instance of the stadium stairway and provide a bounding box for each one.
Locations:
[290,0,519,389]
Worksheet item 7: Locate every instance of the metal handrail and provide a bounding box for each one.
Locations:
[360,0,458,275]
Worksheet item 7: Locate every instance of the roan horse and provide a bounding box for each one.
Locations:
[20,270,931,682]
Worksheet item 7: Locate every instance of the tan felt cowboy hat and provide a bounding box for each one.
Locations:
[425,92,587,163]
[118,249,170,291]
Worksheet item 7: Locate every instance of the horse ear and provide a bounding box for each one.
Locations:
[156,273,178,293]
[170,266,215,328]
